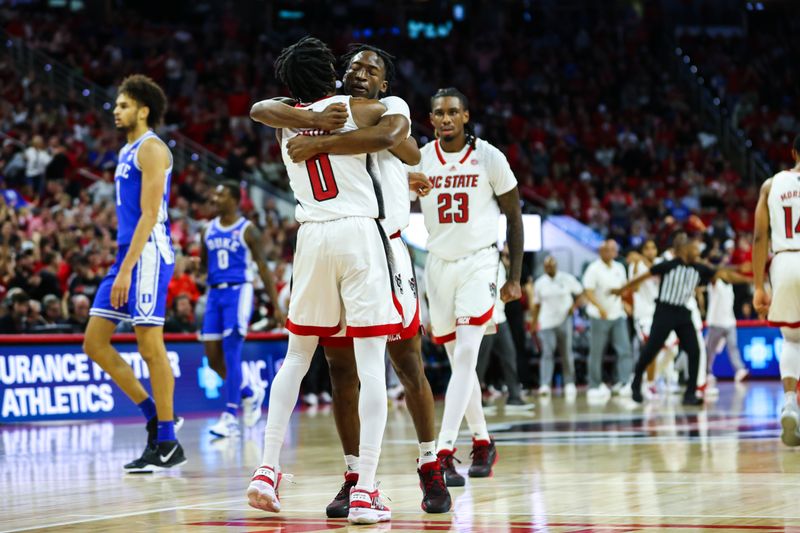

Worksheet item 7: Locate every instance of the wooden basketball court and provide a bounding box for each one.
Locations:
[2,382,799,532]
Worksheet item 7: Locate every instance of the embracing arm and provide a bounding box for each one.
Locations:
[286,108,407,163]
[249,98,346,130]
[389,136,420,166]
[612,271,654,296]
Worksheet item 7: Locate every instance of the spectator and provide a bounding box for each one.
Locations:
[167,256,201,309]
[29,250,62,301]
[24,135,51,195]
[27,299,44,328]
[164,294,197,333]
[67,254,102,300]
[0,288,30,334]
[64,294,90,333]
[41,293,64,325]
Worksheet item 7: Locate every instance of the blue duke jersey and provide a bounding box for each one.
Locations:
[114,130,174,262]
[201,217,255,340]
[90,131,175,327]
[204,217,254,285]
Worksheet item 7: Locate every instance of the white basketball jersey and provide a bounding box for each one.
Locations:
[768,170,800,253]
[414,138,517,261]
[629,259,658,321]
[281,95,382,223]
[376,96,411,235]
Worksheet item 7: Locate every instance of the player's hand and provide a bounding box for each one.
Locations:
[286,135,322,163]
[110,269,132,308]
[312,103,348,131]
[598,307,608,320]
[500,280,522,303]
[273,308,287,329]
[753,287,771,318]
[408,172,433,197]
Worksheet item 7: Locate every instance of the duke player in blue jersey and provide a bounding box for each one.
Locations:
[83,75,186,472]
[200,181,283,438]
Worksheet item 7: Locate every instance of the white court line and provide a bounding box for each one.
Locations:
[0,497,244,533]
[178,507,800,521]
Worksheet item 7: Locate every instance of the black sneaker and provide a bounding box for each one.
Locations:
[124,416,185,471]
[436,449,465,487]
[682,395,704,406]
[326,471,358,518]
[631,375,643,404]
[418,460,452,513]
[468,438,498,478]
[126,441,187,473]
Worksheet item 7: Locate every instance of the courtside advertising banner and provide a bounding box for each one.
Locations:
[0,333,287,422]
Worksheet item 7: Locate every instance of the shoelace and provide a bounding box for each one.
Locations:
[336,478,358,500]
[440,452,461,471]
[422,467,446,492]
[470,444,490,464]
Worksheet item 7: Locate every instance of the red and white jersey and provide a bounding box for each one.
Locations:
[412,138,517,261]
[281,95,382,223]
[629,259,658,321]
[376,96,411,235]
[768,170,800,253]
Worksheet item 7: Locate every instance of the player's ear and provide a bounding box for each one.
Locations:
[379,80,388,95]
[463,109,470,124]
[139,105,150,124]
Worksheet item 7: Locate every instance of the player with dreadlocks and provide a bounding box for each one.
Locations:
[246,36,404,525]
[408,87,526,485]
[272,43,451,516]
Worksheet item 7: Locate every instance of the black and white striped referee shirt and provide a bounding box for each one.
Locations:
[650,259,716,308]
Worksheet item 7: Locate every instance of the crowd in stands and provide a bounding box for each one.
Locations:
[0,2,786,338]
[677,16,800,172]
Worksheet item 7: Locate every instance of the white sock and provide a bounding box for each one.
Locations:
[437,430,459,452]
[437,325,486,452]
[260,334,317,466]
[344,454,359,473]
[353,336,388,491]
[784,391,798,408]
[418,441,437,465]
[465,373,489,441]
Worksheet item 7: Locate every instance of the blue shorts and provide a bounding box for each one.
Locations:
[90,242,175,327]
[199,283,254,340]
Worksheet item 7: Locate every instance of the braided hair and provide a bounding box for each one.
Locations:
[431,87,477,149]
[340,43,396,93]
[274,36,337,103]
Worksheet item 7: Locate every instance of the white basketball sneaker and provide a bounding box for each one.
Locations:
[209,412,240,438]
[348,486,391,524]
[242,387,266,427]
[247,465,283,512]
[780,402,800,447]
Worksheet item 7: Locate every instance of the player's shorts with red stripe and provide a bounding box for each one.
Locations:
[425,246,498,344]
[320,231,419,347]
[286,217,402,338]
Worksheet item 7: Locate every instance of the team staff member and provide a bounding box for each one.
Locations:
[530,256,582,399]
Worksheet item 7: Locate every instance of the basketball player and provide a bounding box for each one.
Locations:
[408,87,524,485]
[628,240,678,397]
[753,134,800,446]
[246,37,400,524]
[200,181,283,438]
[267,45,451,515]
[83,74,185,472]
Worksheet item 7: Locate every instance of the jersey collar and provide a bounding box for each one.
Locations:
[434,139,474,166]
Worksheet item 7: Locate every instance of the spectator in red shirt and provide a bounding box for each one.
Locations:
[167,256,201,309]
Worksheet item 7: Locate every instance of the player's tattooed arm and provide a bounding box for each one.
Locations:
[249,99,347,130]
[244,224,285,327]
[752,178,772,316]
[496,187,524,303]
[286,108,406,163]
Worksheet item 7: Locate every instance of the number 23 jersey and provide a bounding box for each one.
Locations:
[412,138,517,261]
[281,95,382,223]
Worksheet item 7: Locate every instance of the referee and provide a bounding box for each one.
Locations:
[614,233,747,405]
